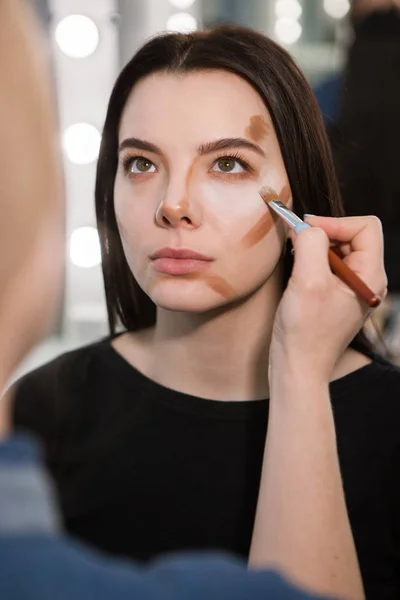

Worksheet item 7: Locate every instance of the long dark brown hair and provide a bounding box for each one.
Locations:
[95,25,371,353]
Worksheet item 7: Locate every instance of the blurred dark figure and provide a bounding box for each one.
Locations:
[329,2,400,291]
[315,1,400,356]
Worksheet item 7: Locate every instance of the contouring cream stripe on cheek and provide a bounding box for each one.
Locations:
[245,115,270,143]
[175,272,235,299]
[278,184,291,206]
[240,184,291,248]
[241,213,274,248]
[200,272,235,298]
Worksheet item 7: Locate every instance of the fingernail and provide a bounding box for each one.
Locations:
[304,214,315,218]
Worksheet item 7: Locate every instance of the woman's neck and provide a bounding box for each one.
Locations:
[120,269,283,401]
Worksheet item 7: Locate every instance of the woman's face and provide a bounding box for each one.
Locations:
[114,70,291,312]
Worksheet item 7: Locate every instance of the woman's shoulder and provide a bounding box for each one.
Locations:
[334,347,400,384]
[331,349,400,424]
[353,351,400,389]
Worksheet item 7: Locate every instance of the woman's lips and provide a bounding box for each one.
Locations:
[152,257,212,275]
[150,248,213,275]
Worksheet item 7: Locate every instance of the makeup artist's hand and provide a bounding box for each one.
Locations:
[270,215,387,380]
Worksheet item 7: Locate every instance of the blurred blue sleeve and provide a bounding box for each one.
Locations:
[0,435,334,600]
[313,73,343,126]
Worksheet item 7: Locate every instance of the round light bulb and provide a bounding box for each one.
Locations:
[169,0,196,8]
[275,0,302,21]
[63,123,101,165]
[323,0,350,19]
[69,226,101,269]
[274,18,302,44]
[166,12,198,33]
[55,14,99,58]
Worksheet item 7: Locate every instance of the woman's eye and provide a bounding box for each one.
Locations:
[128,157,156,173]
[212,157,245,174]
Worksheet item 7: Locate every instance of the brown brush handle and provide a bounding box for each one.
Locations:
[328,249,381,308]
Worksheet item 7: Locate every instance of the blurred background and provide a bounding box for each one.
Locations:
[16,0,399,378]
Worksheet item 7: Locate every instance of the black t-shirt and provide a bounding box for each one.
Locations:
[12,337,400,599]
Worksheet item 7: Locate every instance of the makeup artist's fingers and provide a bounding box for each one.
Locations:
[303,215,387,294]
[290,226,331,283]
[272,224,365,379]
[335,243,352,257]
[273,215,386,379]
[303,215,383,255]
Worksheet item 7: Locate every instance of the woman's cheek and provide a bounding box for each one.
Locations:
[199,177,264,220]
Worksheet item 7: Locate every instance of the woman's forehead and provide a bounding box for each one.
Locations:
[119,70,272,142]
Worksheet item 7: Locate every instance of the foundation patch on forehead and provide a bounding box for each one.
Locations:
[245,115,270,143]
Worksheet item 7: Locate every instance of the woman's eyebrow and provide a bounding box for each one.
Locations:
[198,138,266,157]
[118,138,163,155]
[118,137,266,158]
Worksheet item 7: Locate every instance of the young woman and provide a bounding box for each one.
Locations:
[0,3,367,597]
[12,25,398,599]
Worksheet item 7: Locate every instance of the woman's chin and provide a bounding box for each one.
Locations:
[151,294,228,313]
[147,286,231,314]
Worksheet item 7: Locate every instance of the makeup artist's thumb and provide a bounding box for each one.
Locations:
[291,227,330,283]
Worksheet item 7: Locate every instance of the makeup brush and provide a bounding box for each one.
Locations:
[259,187,382,308]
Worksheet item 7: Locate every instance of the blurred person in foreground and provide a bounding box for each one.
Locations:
[0,0,388,598]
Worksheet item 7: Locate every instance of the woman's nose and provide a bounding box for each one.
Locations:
[155,173,202,229]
